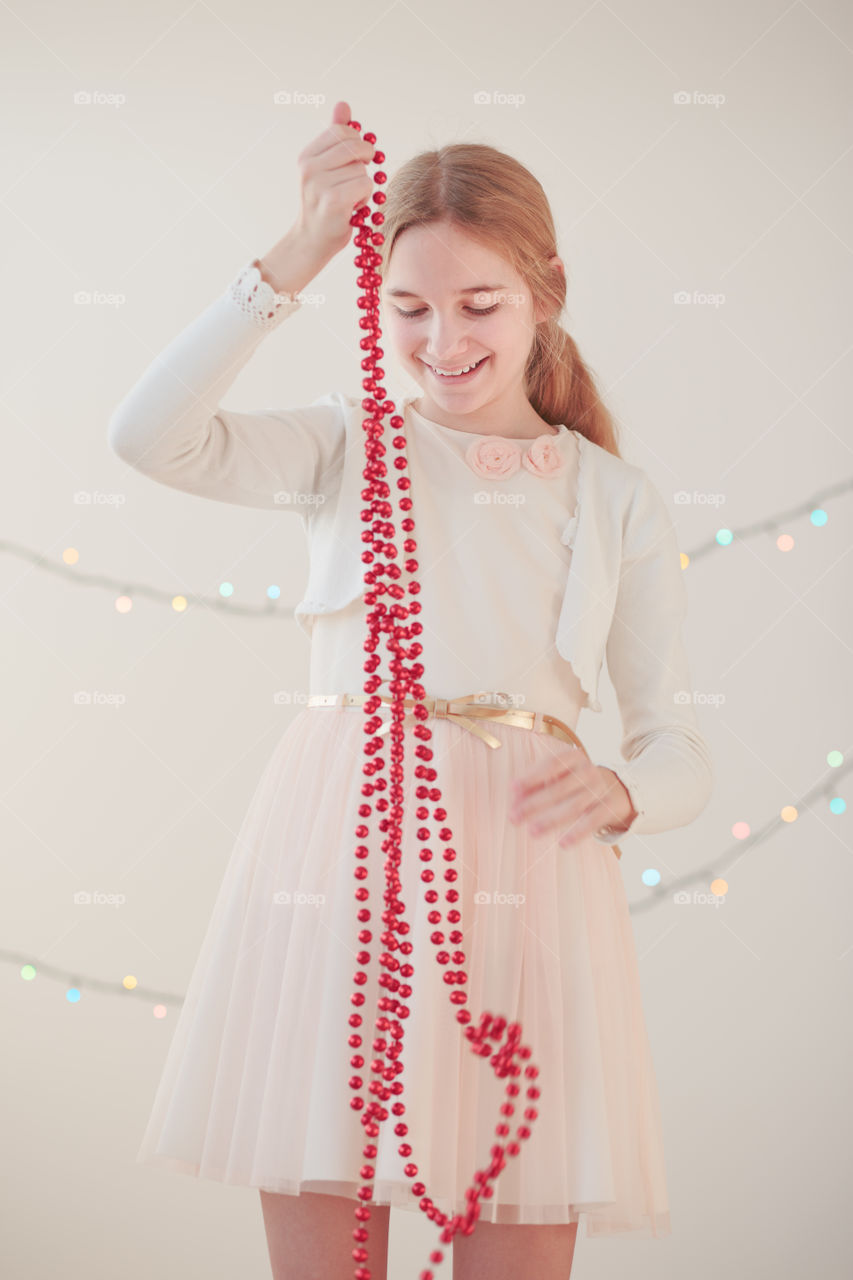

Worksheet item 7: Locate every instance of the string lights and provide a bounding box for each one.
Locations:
[6,750,851,996]
[4,116,851,1279]
[1,472,848,619]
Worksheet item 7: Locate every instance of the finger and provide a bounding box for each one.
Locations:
[510,753,578,801]
[557,816,597,846]
[528,796,586,836]
[510,758,598,818]
[510,742,584,794]
[530,793,605,843]
[530,793,603,839]
[557,792,620,846]
[511,774,587,825]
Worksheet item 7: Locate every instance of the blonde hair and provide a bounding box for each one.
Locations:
[378,142,623,458]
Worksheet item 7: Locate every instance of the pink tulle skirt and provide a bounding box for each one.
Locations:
[136,702,671,1237]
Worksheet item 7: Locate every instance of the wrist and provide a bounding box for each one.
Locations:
[596,767,638,836]
[257,224,333,296]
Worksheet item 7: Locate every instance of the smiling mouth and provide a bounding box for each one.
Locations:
[421,355,489,380]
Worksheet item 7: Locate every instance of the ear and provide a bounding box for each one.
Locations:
[533,254,566,325]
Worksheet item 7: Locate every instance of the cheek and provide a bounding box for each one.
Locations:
[500,316,534,354]
[470,317,518,357]
[381,315,417,359]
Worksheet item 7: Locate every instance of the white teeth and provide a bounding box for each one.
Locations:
[428,358,484,377]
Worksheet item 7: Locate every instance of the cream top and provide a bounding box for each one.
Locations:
[106,259,714,848]
[309,402,588,731]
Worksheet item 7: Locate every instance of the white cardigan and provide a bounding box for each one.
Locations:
[107,261,714,848]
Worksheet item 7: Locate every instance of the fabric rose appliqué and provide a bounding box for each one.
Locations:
[522,433,567,478]
[465,432,566,479]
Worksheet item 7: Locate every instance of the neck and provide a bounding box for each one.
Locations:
[408,394,559,439]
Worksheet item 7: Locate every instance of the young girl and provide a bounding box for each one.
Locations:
[110,101,713,1280]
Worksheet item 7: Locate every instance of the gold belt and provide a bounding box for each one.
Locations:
[306,689,622,858]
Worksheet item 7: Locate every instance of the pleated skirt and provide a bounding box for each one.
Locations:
[135,702,671,1237]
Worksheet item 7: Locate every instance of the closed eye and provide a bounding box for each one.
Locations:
[393,304,500,319]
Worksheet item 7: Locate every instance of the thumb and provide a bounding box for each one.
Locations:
[330,99,352,127]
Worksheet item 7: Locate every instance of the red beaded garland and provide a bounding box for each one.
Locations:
[344,119,541,1280]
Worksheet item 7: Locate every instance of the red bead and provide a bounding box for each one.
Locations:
[336,118,541,1276]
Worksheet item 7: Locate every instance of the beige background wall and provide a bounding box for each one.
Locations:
[2,0,851,1276]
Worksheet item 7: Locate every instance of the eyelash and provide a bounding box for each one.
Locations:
[393,304,500,319]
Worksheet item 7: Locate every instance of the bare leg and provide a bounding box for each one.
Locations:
[259,1189,391,1280]
[452,1218,578,1280]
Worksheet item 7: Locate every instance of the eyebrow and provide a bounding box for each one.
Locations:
[385,284,508,298]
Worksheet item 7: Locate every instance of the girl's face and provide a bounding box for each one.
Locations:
[379,220,556,434]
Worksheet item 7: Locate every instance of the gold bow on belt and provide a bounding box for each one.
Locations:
[305,689,623,858]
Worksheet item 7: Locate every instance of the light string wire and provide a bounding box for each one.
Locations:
[5,753,851,1004]
[3,712,849,1014]
[630,751,853,914]
[1,473,850,615]
[5,753,849,1004]
[4,132,850,1273]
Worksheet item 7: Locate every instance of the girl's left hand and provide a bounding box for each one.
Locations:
[508,751,637,847]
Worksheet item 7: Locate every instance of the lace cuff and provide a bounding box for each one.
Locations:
[227,259,303,329]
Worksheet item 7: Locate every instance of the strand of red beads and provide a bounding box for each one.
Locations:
[344,118,542,1280]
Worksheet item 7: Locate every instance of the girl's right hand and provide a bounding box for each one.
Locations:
[292,100,377,259]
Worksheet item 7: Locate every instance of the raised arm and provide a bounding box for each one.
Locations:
[106,237,346,512]
[593,469,714,845]
[107,101,377,513]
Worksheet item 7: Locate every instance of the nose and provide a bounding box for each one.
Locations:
[420,315,477,364]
